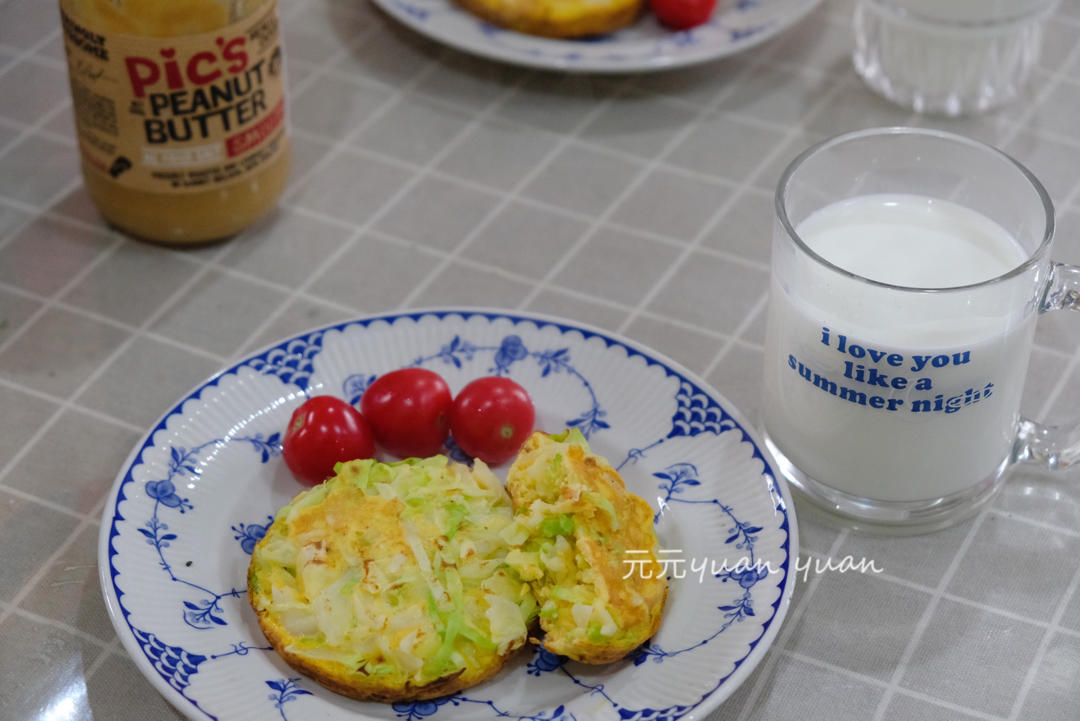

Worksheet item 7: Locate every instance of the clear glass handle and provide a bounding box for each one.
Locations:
[1014,262,1080,469]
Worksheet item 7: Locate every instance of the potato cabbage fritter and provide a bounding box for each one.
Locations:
[247,457,537,702]
[505,430,667,664]
[453,0,644,39]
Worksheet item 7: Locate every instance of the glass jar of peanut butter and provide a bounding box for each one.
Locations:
[59,0,290,245]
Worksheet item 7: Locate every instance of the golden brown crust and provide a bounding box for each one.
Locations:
[251,600,519,701]
[452,0,644,39]
[248,556,526,702]
[555,582,666,664]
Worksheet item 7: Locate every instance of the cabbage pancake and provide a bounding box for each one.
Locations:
[455,0,644,39]
[248,456,538,702]
[505,430,667,664]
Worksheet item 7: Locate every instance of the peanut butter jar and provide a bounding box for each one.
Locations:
[59,0,291,245]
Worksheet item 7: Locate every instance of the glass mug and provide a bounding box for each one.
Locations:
[761,127,1079,532]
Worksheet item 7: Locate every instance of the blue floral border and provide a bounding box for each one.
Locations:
[105,309,793,721]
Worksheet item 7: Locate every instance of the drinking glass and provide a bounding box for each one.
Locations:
[853,0,1059,116]
[761,126,1080,532]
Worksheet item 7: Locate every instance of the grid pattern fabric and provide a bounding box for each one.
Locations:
[1,0,1080,718]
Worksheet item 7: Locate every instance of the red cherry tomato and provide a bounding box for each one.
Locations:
[282,396,375,486]
[449,377,535,465]
[650,0,717,30]
[361,368,453,458]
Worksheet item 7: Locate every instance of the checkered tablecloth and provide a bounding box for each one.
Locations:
[1,0,1079,718]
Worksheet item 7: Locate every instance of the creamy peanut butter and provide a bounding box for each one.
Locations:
[60,0,291,244]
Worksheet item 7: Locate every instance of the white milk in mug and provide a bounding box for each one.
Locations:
[762,194,1036,503]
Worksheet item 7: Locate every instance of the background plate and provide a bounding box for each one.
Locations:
[100,308,797,721]
[368,0,823,72]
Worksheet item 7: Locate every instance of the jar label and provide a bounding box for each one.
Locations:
[60,2,287,194]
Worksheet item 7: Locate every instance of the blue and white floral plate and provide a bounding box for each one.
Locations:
[100,308,797,721]
[370,0,822,72]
